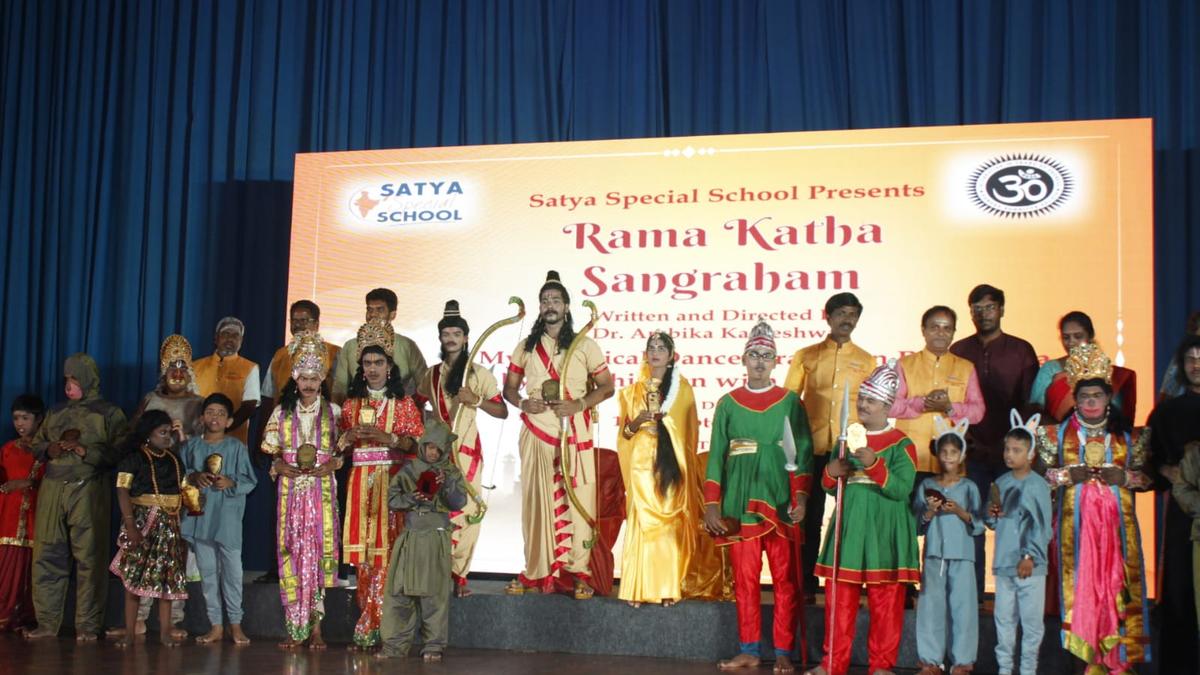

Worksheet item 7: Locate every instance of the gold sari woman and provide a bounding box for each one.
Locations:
[617,363,726,603]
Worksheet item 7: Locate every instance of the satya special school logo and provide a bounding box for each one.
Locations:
[346,179,467,225]
[967,153,1073,217]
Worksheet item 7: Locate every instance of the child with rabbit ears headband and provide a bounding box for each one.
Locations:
[932,415,971,458]
[1008,409,1041,460]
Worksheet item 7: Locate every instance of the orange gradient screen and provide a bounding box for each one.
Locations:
[289,119,1154,581]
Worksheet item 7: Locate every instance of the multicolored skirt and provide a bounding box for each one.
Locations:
[109,504,188,600]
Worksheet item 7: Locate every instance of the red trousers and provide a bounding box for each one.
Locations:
[820,580,905,675]
[730,532,796,653]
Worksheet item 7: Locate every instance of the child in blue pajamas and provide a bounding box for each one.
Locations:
[985,411,1051,675]
[913,416,982,675]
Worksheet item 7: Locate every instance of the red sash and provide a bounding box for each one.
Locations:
[521,342,593,483]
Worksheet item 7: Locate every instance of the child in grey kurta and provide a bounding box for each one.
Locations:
[180,394,258,645]
[378,420,467,661]
[985,414,1052,675]
[913,419,983,675]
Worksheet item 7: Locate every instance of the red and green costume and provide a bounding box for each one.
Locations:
[813,425,919,675]
[704,385,812,657]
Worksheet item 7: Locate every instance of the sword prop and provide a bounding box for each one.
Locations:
[826,381,851,664]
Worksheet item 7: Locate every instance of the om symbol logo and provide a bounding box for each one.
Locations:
[968,154,1073,217]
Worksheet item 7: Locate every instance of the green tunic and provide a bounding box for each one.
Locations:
[704,386,813,543]
[813,426,920,584]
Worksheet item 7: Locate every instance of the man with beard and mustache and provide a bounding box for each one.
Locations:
[416,300,508,598]
[24,354,128,641]
[502,271,614,598]
[1149,334,1200,670]
[337,319,424,650]
[783,292,875,600]
[949,284,1038,596]
[891,306,985,478]
[194,317,260,445]
[331,289,426,405]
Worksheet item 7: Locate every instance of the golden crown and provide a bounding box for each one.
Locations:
[158,334,194,374]
[356,319,395,360]
[290,331,328,379]
[1064,342,1113,388]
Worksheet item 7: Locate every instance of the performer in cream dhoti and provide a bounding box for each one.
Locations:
[417,300,514,597]
[502,271,615,598]
[338,319,424,649]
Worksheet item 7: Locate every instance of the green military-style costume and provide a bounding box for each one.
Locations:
[702,386,813,540]
[813,426,920,583]
[31,354,128,635]
[379,421,468,659]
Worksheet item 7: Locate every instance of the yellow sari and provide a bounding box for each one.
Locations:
[617,364,727,602]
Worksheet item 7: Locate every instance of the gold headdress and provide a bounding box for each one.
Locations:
[290,331,329,379]
[1064,342,1113,388]
[158,334,194,374]
[356,319,395,361]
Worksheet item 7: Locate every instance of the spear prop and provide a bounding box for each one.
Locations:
[826,380,851,664]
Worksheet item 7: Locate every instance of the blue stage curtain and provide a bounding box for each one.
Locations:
[2,0,1197,570]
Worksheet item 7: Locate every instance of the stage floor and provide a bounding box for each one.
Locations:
[0,635,926,675]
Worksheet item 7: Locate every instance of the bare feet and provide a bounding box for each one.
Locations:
[160,631,182,648]
[106,620,147,640]
[169,627,188,641]
[803,668,829,675]
[423,652,443,662]
[308,633,327,650]
[662,599,678,607]
[278,638,302,650]
[196,626,224,644]
[573,580,594,600]
[718,653,761,670]
[229,624,250,645]
[75,631,98,642]
[454,585,472,598]
[23,626,57,640]
[627,601,642,608]
[114,635,136,649]
[774,654,795,673]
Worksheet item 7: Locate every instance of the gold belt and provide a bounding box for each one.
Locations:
[729,439,757,456]
[131,494,182,509]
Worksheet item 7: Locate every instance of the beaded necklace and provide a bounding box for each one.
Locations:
[141,443,183,517]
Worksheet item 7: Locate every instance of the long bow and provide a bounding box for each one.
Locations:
[558,299,599,549]
[449,297,525,524]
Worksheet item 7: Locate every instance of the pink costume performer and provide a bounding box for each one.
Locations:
[261,333,343,643]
